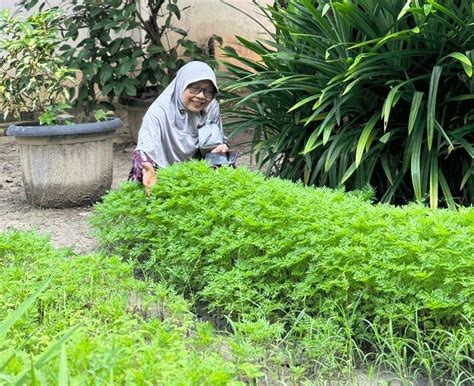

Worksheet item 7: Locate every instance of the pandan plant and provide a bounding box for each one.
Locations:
[223,0,473,208]
[0,9,78,125]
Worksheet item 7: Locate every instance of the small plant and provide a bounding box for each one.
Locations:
[0,276,79,385]
[94,109,115,122]
[0,9,77,125]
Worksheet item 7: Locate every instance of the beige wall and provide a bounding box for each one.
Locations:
[163,0,274,61]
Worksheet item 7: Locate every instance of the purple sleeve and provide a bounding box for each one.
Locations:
[128,150,158,182]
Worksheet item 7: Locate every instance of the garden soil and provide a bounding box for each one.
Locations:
[0,113,255,254]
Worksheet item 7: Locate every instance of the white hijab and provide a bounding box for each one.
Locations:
[136,61,223,167]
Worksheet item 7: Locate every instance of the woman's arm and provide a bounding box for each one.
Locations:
[211,143,229,153]
[141,162,157,196]
[207,100,229,153]
[129,150,158,196]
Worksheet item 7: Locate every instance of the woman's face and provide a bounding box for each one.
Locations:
[182,80,216,113]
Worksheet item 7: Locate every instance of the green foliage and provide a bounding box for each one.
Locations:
[0,277,80,385]
[91,161,474,382]
[0,230,253,384]
[94,109,115,122]
[0,9,77,123]
[18,0,221,114]
[222,0,473,208]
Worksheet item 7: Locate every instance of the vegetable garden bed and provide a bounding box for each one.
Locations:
[89,161,474,384]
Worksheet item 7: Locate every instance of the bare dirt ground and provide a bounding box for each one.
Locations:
[0,115,255,254]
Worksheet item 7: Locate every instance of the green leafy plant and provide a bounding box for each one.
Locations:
[19,0,221,113]
[0,277,79,385]
[91,161,474,382]
[222,0,473,208]
[0,230,256,384]
[94,109,115,122]
[0,9,77,125]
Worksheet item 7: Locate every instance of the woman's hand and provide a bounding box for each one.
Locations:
[141,162,157,197]
[211,144,229,153]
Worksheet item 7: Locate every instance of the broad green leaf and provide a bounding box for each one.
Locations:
[459,168,472,190]
[459,167,474,189]
[123,82,137,96]
[340,161,358,185]
[381,153,393,184]
[322,118,336,146]
[410,127,424,202]
[438,169,456,209]
[99,64,113,84]
[451,132,474,158]
[447,94,474,102]
[303,126,324,154]
[397,0,412,21]
[379,132,392,143]
[382,84,402,130]
[434,120,454,153]
[58,344,69,386]
[288,94,319,112]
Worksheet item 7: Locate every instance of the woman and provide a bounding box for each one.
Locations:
[129,61,229,194]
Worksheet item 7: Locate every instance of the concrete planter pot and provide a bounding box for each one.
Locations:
[6,118,122,208]
[119,92,157,144]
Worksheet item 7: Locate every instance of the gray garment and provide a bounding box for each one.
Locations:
[135,61,225,168]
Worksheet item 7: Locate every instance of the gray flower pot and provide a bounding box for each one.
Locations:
[6,118,122,208]
[119,94,156,144]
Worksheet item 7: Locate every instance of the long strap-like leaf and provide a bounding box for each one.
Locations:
[0,277,52,345]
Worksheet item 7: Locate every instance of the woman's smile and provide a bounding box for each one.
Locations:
[182,80,215,113]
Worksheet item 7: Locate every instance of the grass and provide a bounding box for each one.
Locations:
[0,230,259,384]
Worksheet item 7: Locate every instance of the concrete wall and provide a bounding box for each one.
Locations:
[0,0,16,12]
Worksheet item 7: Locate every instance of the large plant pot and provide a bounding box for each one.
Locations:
[6,118,122,208]
[0,112,35,136]
[119,94,156,144]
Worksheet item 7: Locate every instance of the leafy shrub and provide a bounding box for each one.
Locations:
[18,0,219,113]
[91,161,474,382]
[0,9,77,123]
[0,231,254,384]
[222,0,473,208]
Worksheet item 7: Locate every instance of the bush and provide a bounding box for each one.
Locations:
[0,9,77,123]
[222,0,473,208]
[17,0,219,113]
[91,161,474,382]
[0,231,254,384]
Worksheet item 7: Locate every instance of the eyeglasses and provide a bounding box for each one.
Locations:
[187,85,217,99]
